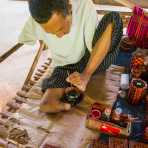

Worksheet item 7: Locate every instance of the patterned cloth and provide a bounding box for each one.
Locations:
[127,6,148,48]
[42,12,123,92]
[131,56,144,69]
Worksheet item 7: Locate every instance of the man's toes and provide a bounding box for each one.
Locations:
[39,102,71,113]
[62,103,71,111]
[52,102,71,112]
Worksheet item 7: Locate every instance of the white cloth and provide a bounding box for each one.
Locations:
[18,0,98,66]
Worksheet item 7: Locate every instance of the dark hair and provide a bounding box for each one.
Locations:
[28,0,69,23]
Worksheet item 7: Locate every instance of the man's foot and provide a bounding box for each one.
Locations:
[39,101,71,113]
[39,88,71,113]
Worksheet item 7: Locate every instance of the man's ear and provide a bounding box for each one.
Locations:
[68,4,72,15]
[61,3,72,17]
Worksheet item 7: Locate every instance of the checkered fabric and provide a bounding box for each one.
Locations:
[131,56,144,68]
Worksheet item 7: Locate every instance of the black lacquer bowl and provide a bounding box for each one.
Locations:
[61,88,84,106]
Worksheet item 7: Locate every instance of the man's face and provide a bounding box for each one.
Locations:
[40,12,72,37]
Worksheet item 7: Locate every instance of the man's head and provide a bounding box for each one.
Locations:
[29,0,72,37]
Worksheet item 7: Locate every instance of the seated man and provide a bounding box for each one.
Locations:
[18,0,123,113]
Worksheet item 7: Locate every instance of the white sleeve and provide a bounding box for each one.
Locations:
[84,0,98,52]
[18,16,38,45]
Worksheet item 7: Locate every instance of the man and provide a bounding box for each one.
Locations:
[19,0,122,113]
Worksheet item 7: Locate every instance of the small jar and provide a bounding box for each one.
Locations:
[111,107,122,122]
[101,107,112,121]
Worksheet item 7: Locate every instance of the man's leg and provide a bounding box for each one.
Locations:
[92,12,123,72]
[40,88,71,113]
[67,12,123,91]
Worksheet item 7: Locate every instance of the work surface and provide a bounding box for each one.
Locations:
[0,63,147,147]
[0,63,121,147]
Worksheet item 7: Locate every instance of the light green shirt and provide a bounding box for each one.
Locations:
[18,0,98,66]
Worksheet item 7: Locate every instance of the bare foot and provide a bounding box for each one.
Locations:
[39,101,71,113]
